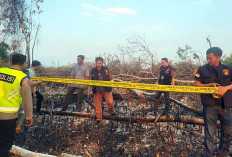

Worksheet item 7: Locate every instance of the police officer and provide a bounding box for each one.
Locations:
[88,57,116,123]
[154,58,175,115]
[0,53,33,157]
[195,47,232,157]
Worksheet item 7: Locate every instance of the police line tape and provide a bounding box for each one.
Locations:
[31,77,219,94]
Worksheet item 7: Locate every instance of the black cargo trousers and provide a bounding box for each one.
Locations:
[0,118,17,157]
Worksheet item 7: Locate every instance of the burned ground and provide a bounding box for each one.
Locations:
[12,67,232,157]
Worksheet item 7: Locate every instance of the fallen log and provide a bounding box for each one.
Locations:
[170,98,203,117]
[10,145,82,157]
[40,108,206,125]
[10,145,56,157]
[10,145,83,157]
[125,89,203,116]
[60,153,82,157]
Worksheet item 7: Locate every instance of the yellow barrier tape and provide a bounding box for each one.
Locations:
[31,77,218,94]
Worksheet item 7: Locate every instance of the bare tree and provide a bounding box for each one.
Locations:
[0,0,43,65]
[206,37,212,48]
[117,35,157,76]
[128,35,156,68]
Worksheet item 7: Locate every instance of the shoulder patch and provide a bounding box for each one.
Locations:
[223,69,229,76]
[195,73,200,77]
[165,68,170,73]
[0,73,16,83]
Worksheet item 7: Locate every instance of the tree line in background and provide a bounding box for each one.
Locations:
[1,35,232,78]
[101,36,232,80]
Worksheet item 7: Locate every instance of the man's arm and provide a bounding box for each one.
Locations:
[216,84,232,97]
[87,70,92,98]
[27,69,42,87]
[30,80,42,87]
[67,65,76,88]
[66,75,75,89]
[30,80,42,98]
[215,68,232,97]
[108,71,113,81]
[16,104,25,134]
[21,78,33,127]
[70,64,77,79]
[171,70,175,85]
[155,69,160,84]
[66,66,76,89]
[83,67,89,90]
[195,80,220,87]
[84,67,90,80]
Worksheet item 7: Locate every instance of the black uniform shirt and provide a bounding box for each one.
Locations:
[158,65,175,85]
[194,63,232,108]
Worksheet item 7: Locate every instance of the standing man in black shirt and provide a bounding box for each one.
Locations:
[88,57,116,123]
[154,58,175,115]
[194,47,232,157]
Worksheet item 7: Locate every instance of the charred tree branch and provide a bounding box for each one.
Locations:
[40,108,206,125]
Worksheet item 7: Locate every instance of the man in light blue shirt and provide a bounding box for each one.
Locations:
[61,55,89,112]
[28,60,43,115]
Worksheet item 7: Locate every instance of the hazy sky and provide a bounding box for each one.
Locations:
[34,0,232,66]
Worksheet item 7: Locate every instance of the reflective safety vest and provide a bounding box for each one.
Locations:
[0,67,26,113]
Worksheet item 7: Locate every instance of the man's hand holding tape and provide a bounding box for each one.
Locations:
[215,85,232,98]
